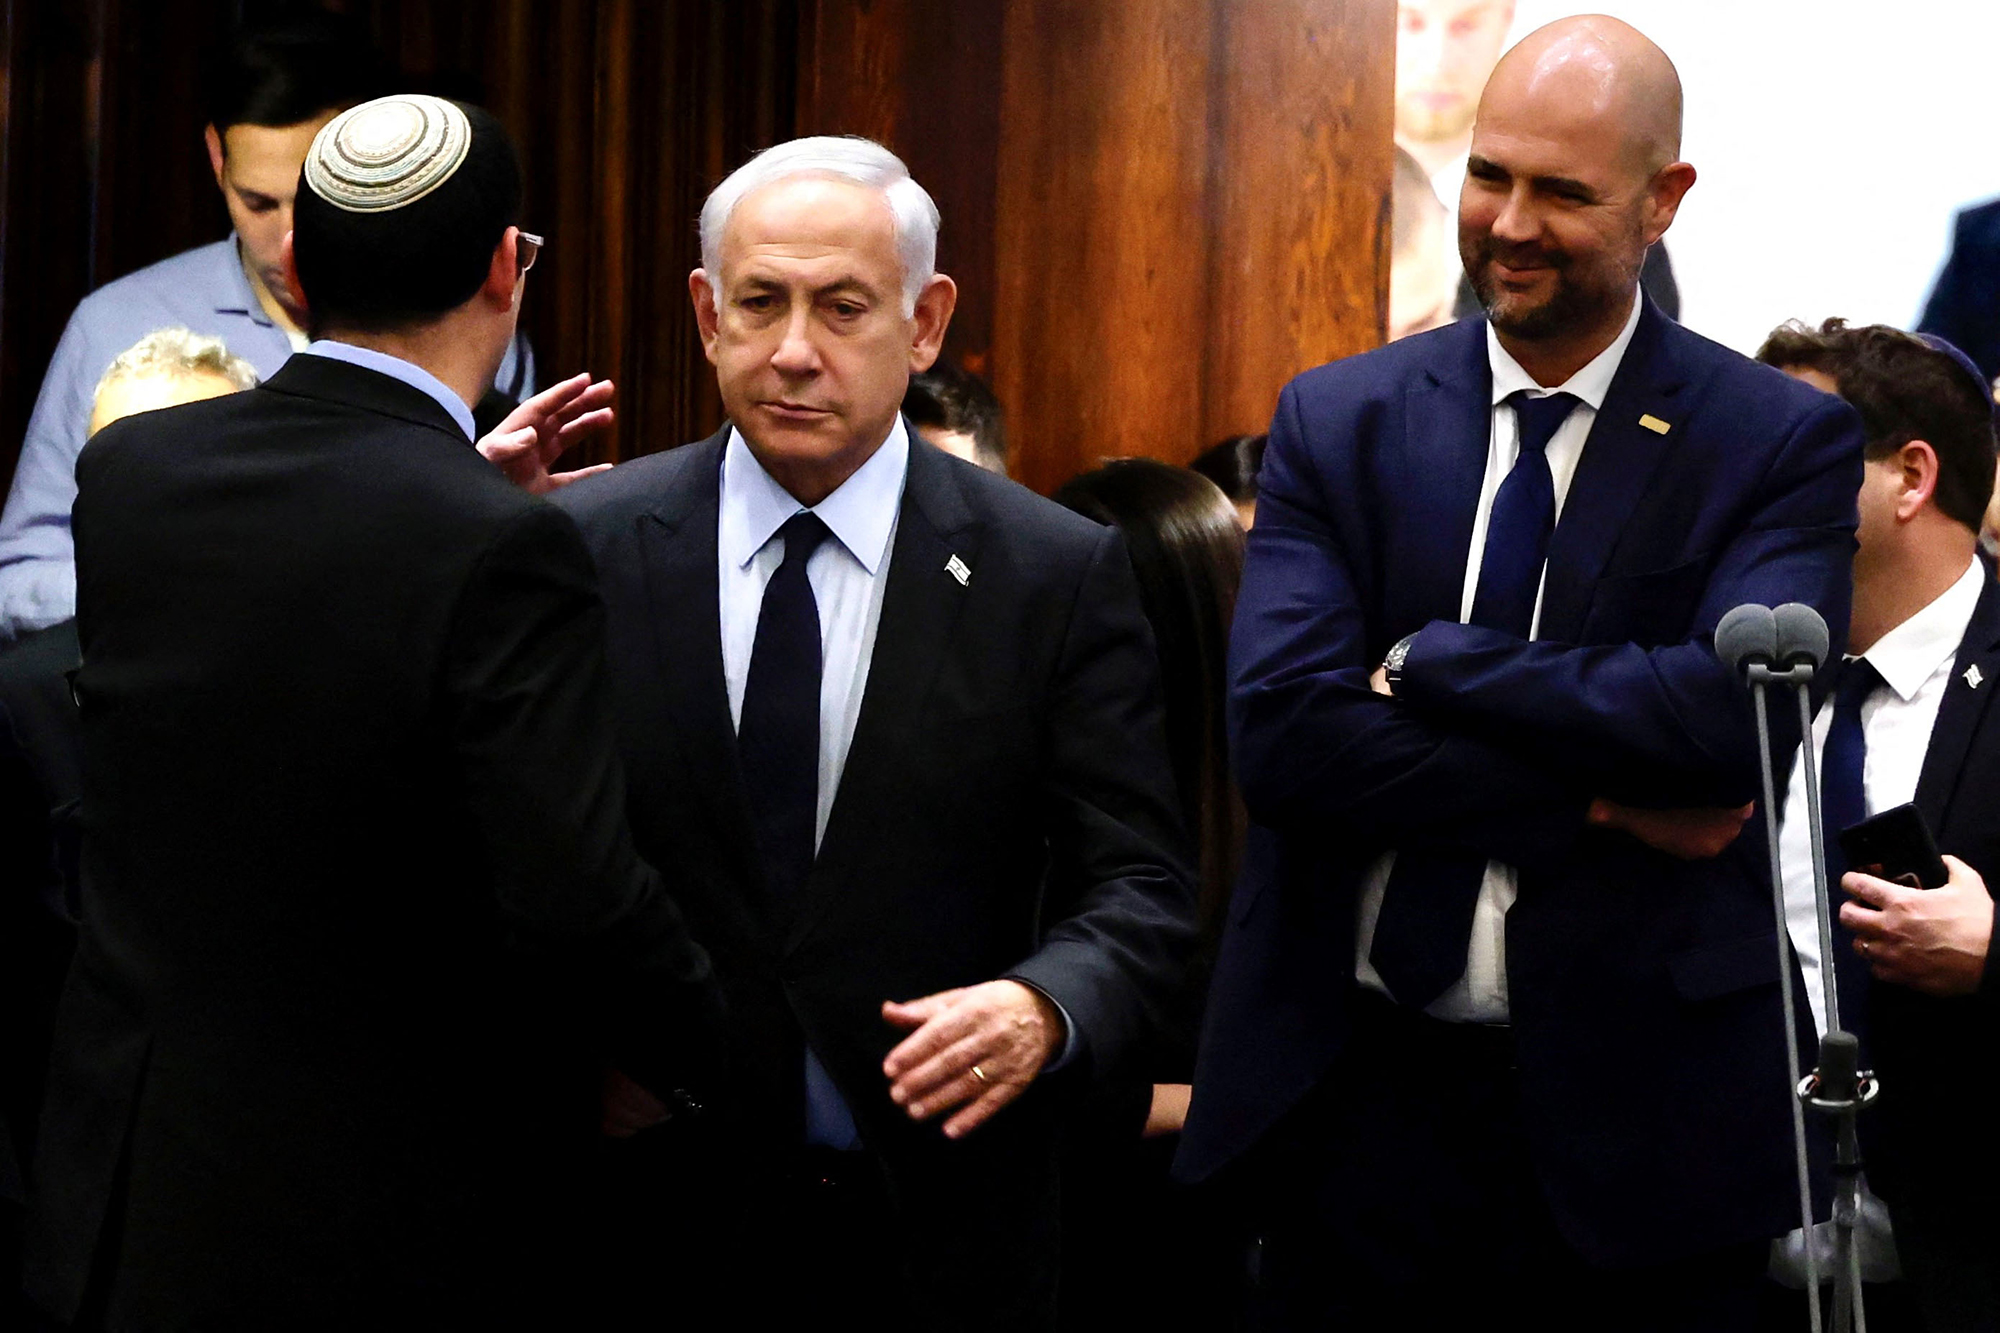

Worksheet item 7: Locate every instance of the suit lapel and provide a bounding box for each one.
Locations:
[785,441,981,953]
[1538,298,1690,642]
[635,434,772,933]
[1401,322,1492,627]
[1915,566,2000,831]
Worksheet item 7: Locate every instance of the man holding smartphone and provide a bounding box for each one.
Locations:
[1758,318,2000,1327]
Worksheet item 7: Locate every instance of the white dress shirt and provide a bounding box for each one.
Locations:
[719,420,906,1149]
[719,420,907,848]
[717,420,1073,1146]
[1779,556,1984,1037]
[1354,292,1644,1023]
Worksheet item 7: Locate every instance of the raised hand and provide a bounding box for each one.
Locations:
[476,371,617,494]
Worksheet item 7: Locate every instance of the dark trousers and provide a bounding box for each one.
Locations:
[1253,994,1768,1332]
[1892,1193,2000,1333]
[582,1129,912,1329]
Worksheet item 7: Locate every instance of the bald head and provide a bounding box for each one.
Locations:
[1457,15,1694,378]
[1485,15,1683,176]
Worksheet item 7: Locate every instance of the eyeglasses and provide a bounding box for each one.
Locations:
[516,230,544,275]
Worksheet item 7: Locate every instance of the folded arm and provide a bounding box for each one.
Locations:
[1392,394,1863,808]
[1231,383,1589,871]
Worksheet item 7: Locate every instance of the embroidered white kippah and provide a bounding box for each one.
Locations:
[304,94,471,214]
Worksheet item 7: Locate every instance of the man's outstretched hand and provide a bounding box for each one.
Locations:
[882,980,1061,1141]
[477,372,616,494]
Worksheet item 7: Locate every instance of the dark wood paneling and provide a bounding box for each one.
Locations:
[1,0,1391,496]
[801,0,1394,494]
[1206,0,1394,446]
[991,0,1217,493]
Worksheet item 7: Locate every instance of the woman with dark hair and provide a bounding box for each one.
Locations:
[1188,433,1267,529]
[1052,457,1248,1328]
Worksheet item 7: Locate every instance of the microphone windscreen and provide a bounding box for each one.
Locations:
[1714,603,1777,675]
[1773,603,1831,670]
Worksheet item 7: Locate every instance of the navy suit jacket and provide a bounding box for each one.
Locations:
[1919,198,2000,382]
[1179,299,1866,1266]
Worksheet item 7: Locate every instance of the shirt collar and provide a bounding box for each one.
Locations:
[1857,555,1986,702]
[1486,288,1643,409]
[721,416,909,575]
[211,234,274,326]
[299,339,478,441]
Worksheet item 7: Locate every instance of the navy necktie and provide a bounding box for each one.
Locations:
[1371,390,1582,1009]
[1820,656,1884,1045]
[737,511,832,907]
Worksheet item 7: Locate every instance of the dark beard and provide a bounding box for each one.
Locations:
[1467,245,1599,340]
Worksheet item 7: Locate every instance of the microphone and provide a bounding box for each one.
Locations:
[1773,602,1830,672]
[1715,603,1777,677]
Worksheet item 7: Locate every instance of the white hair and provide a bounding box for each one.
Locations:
[698,135,939,317]
[94,326,258,398]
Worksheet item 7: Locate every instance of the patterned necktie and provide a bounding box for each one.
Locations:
[737,511,832,907]
[1371,390,1583,1009]
[1820,655,1884,1045]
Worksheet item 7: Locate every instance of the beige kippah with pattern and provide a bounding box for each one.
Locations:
[304,94,471,214]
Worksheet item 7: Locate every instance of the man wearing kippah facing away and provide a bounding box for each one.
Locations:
[0,12,552,646]
[24,95,720,1328]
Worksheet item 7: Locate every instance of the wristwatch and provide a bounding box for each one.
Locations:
[1381,633,1417,694]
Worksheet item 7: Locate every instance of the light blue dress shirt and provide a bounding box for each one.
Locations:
[300,340,477,442]
[0,235,535,640]
[718,419,1073,1149]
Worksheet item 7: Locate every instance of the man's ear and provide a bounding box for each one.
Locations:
[1643,161,1697,246]
[278,232,310,320]
[908,274,958,374]
[204,124,226,190]
[482,227,520,307]
[689,269,722,366]
[1898,439,1943,521]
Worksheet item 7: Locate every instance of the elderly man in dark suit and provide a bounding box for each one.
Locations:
[1180,18,1867,1331]
[25,96,719,1328]
[555,135,1196,1330]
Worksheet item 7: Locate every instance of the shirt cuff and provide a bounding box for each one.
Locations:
[1015,979,1083,1072]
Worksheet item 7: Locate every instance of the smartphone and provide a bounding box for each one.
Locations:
[1838,803,1949,890]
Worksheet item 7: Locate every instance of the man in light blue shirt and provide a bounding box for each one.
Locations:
[0,16,534,640]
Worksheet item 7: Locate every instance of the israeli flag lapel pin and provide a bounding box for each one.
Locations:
[946,554,971,586]
[1967,663,1985,690]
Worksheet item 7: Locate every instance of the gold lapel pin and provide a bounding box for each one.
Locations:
[1638,414,1671,435]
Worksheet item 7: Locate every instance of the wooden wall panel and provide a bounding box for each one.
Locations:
[1206,0,1395,445]
[0,0,1392,497]
[990,0,1217,493]
[799,0,1395,495]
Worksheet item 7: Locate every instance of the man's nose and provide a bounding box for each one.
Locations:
[770,308,820,376]
[1488,185,1540,244]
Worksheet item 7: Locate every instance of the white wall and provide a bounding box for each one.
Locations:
[1507,0,2000,353]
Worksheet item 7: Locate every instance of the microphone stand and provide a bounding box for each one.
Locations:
[1744,654,1875,1333]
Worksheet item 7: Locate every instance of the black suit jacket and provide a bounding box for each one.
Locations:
[1868,567,2000,1222]
[553,428,1196,1324]
[26,355,720,1327]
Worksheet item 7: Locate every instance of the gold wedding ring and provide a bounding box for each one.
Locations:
[971,1064,990,1084]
